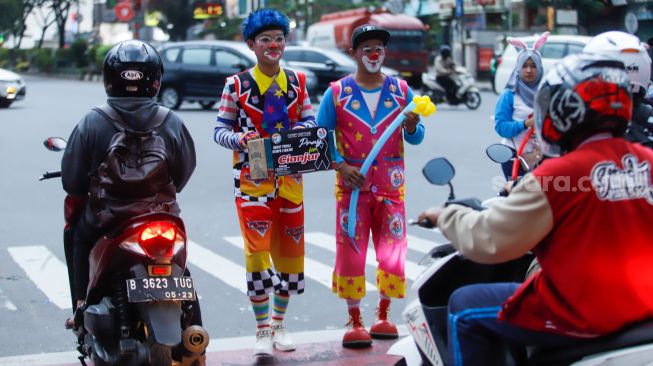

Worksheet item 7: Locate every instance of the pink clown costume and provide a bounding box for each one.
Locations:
[330,75,416,301]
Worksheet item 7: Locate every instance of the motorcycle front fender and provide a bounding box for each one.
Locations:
[137,300,182,346]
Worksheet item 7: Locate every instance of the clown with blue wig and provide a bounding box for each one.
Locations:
[214,8,316,356]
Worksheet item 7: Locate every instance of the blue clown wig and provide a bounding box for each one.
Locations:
[241,9,289,41]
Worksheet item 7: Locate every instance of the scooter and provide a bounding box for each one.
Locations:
[421,66,482,110]
[41,137,209,366]
[388,152,653,366]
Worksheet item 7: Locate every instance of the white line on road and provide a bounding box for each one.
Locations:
[406,234,440,254]
[305,232,422,281]
[186,240,248,294]
[224,235,377,291]
[7,246,70,309]
[0,288,17,311]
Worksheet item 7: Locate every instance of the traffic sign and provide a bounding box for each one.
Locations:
[114,2,134,22]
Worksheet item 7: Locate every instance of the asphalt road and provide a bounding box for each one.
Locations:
[0,75,501,359]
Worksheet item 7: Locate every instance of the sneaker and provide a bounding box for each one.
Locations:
[253,327,273,356]
[370,299,398,339]
[271,321,296,351]
[342,308,372,348]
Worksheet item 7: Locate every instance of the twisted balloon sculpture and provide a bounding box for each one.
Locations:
[346,95,437,253]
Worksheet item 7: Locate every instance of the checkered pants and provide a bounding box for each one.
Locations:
[246,269,305,297]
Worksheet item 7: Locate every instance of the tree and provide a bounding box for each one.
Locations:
[149,0,193,41]
[0,0,22,39]
[32,0,56,48]
[1,0,40,49]
[50,0,78,48]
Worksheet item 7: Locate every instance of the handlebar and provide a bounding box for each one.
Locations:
[39,171,61,181]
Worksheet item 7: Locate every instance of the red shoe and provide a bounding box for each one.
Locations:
[370,299,398,339]
[342,308,372,348]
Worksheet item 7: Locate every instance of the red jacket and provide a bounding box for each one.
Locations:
[500,138,653,336]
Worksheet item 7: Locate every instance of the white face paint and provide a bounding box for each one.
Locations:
[263,50,282,61]
[361,45,385,73]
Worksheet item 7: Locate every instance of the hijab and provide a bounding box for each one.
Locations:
[506,49,543,107]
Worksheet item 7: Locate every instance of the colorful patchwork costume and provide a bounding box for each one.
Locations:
[216,66,315,295]
[213,8,315,355]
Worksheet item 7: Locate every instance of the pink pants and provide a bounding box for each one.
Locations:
[332,191,407,300]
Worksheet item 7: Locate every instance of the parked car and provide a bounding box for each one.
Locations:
[0,68,26,108]
[283,45,399,95]
[493,34,592,94]
[157,40,319,110]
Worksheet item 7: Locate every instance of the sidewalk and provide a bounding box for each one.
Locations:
[0,328,407,366]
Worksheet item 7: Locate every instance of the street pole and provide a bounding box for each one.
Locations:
[456,0,465,67]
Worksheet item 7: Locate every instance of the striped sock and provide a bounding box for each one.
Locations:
[346,299,361,311]
[271,294,290,323]
[250,295,270,329]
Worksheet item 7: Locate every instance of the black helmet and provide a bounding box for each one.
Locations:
[103,40,163,98]
[440,45,452,58]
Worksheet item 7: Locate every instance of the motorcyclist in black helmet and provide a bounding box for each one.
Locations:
[434,45,458,102]
[61,40,197,326]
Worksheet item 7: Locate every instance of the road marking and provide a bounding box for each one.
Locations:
[0,326,409,365]
[0,289,17,311]
[305,232,422,281]
[7,245,70,309]
[186,240,248,294]
[406,234,438,254]
[223,235,377,291]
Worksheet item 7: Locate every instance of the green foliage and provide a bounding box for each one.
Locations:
[31,48,55,73]
[0,47,8,68]
[69,38,88,67]
[0,0,22,35]
[92,44,112,72]
[54,47,73,68]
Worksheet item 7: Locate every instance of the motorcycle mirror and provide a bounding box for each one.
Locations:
[43,137,67,152]
[486,144,515,164]
[422,158,455,186]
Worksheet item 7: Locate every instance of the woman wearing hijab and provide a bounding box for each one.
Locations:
[494,33,548,179]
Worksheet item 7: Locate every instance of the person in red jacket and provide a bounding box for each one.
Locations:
[419,52,653,365]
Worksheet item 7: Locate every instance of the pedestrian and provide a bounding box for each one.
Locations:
[316,24,424,348]
[493,32,548,180]
[213,8,316,356]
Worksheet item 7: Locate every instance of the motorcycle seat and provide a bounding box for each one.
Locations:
[528,319,653,365]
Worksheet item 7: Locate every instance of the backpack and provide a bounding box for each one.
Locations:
[89,104,179,228]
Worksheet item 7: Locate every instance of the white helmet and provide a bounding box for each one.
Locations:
[583,31,651,94]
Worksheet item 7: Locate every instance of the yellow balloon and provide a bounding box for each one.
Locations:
[412,95,437,117]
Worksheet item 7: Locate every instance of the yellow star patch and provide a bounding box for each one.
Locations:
[275,122,284,130]
[275,89,284,98]
[355,132,363,142]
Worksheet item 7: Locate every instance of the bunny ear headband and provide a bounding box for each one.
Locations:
[507,31,550,52]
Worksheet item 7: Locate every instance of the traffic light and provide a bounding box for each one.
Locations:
[106,0,116,9]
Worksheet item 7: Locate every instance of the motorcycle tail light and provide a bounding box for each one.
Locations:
[138,221,177,258]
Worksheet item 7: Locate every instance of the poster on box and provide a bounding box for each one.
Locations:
[268,127,336,176]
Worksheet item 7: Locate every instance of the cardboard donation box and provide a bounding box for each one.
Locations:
[247,127,337,180]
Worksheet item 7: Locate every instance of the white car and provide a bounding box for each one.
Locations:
[0,68,26,108]
[493,34,592,94]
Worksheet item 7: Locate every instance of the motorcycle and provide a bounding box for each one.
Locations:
[41,137,209,366]
[421,66,482,110]
[388,153,653,365]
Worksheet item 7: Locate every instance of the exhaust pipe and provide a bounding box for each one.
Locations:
[174,325,209,366]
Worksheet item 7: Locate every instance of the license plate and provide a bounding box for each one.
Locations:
[126,276,195,302]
